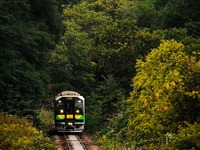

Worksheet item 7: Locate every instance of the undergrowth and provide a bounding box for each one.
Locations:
[0,112,55,150]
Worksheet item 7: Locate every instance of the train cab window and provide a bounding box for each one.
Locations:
[75,99,83,114]
[56,99,64,114]
[56,100,64,107]
[66,99,74,114]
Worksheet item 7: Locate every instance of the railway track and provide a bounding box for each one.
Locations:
[52,133,88,150]
[50,130,102,150]
[64,134,87,150]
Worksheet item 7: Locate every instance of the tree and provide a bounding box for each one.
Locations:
[86,75,125,133]
[127,40,200,148]
[0,0,57,117]
[48,19,95,95]
[128,0,200,31]
[29,0,64,40]
[154,0,200,29]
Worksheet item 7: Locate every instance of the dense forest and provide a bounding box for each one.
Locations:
[0,0,200,149]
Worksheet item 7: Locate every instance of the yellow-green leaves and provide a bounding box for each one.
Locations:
[127,39,200,148]
[0,113,55,150]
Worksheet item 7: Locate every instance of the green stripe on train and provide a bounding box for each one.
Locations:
[56,115,64,120]
[76,115,84,120]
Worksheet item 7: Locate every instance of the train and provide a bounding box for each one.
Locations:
[54,91,85,132]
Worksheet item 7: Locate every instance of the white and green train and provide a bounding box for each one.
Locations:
[54,91,85,132]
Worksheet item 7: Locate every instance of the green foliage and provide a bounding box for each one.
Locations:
[57,0,82,12]
[170,123,200,149]
[129,0,200,31]
[29,0,64,40]
[126,40,200,148]
[0,112,55,150]
[86,76,125,132]
[154,0,200,29]
[130,0,157,28]
[96,110,129,150]
[98,135,119,150]
[50,0,138,94]
[56,1,200,149]
[0,0,62,117]
[49,2,103,95]
[61,0,141,92]
[2,0,199,149]
[48,20,95,94]
[87,0,134,20]
[37,108,54,131]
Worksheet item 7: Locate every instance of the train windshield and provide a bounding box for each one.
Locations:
[56,100,64,114]
[55,97,83,114]
[75,99,83,114]
[66,98,74,114]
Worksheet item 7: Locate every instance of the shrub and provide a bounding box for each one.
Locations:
[37,108,54,131]
[0,112,55,150]
[170,123,200,150]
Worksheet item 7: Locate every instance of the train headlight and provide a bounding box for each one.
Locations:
[60,109,64,113]
[76,109,80,113]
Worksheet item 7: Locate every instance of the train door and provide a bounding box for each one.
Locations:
[65,97,84,126]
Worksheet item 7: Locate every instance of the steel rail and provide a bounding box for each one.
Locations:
[63,134,72,150]
[62,134,87,150]
[76,135,87,150]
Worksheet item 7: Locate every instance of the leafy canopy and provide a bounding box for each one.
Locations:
[127,39,200,147]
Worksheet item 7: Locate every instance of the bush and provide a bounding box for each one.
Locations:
[37,108,54,131]
[170,123,200,150]
[0,112,55,150]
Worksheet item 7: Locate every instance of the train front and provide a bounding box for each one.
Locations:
[54,91,85,132]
